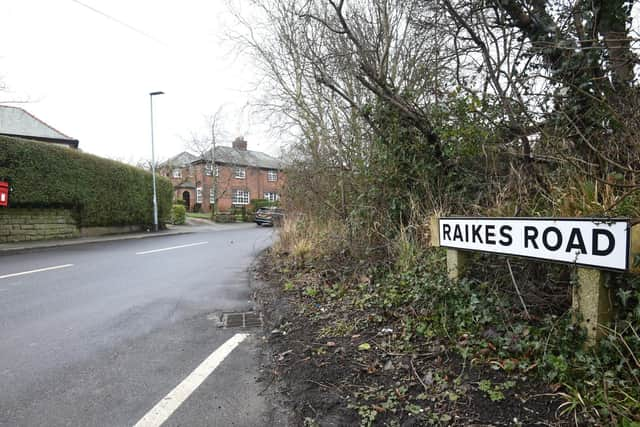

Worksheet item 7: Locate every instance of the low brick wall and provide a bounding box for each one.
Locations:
[0,208,79,243]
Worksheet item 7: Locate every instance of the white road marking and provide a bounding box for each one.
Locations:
[0,264,74,280]
[135,241,208,255]
[132,333,249,427]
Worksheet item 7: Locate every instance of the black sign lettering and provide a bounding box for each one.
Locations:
[565,228,587,254]
[499,225,513,246]
[472,225,483,243]
[453,224,463,241]
[524,226,538,249]
[485,225,496,245]
[443,224,451,241]
[593,229,615,256]
[542,227,562,251]
[439,218,627,271]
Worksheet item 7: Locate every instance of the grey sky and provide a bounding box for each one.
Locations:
[0,0,277,163]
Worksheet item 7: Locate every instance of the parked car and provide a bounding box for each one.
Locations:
[255,207,284,227]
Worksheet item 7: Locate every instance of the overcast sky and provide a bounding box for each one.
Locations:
[0,0,278,164]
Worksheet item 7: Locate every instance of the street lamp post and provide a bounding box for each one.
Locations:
[149,91,164,232]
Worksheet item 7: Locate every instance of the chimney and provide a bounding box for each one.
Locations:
[232,136,247,151]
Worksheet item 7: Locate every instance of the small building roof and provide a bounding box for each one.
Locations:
[0,105,78,148]
[160,151,198,168]
[175,181,196,189]
[197,145,282,170]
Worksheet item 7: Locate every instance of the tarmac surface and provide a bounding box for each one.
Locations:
[0,221,279,426]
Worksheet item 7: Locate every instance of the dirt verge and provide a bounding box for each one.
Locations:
[251,254,568,427]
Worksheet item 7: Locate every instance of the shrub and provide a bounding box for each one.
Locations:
[0,136,173,226]
[171,204,186,224]
[231,206,248,222]
[215,212,234,223]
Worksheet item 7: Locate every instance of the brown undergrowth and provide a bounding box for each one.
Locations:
[255,248,569,426]
[252,213,640,426]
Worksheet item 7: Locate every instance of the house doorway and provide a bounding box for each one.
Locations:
[182,191,190,211]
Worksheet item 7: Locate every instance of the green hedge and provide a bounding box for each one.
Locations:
[171,204,186,224]
[0,136,173,227]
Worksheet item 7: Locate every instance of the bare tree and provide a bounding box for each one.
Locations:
[232,0,640,222]
[434,0,640,207]
[230,0,382,219]
[184,107,228,212]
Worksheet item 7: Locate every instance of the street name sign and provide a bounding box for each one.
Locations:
[439,217,630,271]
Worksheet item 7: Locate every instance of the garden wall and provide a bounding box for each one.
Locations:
[0,208,78,243]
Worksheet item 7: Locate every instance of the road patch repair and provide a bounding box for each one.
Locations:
[133,333,249,427]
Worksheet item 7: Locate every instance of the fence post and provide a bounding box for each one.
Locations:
[446,249,469,281]
[572,268,612,346]
[630,222,640,274]
[429,216,440,248]
[430,216,469,281]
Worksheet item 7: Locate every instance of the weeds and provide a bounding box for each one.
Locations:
[267,218,640,424]
[477,379,515,402]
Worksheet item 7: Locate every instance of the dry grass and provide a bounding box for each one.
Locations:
[273,214,351,263]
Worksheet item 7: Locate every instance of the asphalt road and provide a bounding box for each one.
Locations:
[0,224,277,427]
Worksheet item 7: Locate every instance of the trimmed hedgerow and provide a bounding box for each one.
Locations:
[0,135,172,227]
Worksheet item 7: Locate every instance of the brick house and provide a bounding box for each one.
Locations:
[160,151,199,209]
[160,137,284,212]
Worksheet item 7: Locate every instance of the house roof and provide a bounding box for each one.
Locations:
[160,151,198,168]
[175,181,196,189]
[0,105,78,148]
[196,145,283,170]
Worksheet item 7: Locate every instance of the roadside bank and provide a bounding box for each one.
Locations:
[252,250,568,426]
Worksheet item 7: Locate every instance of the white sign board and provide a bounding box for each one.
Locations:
[439,218,630,271]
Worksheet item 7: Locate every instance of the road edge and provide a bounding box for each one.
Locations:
[248,252,295,427]
[0,229,196,255]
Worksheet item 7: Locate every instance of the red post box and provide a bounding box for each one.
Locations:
[0,181,8,207]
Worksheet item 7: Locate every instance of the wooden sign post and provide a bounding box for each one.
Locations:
[430,216,636,346]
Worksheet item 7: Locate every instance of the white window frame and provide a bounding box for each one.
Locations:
[267,170,278,182]
[232,189,250,205]
[264,192,279,202]
[234,167,246,179]
[205,164,213,176]
[196,187,203,204]
[209,188,215,204]
[172,168,182,178]
[215,165,219,177]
